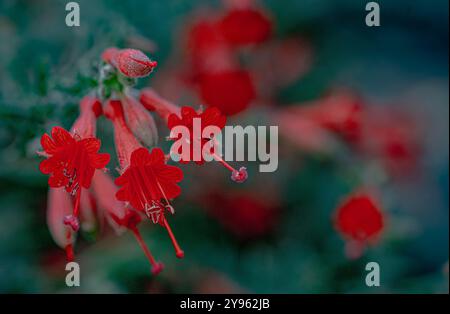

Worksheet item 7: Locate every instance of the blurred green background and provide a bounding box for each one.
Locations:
[0,0,448,293]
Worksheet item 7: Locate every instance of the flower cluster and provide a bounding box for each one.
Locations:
[38,47,248,275]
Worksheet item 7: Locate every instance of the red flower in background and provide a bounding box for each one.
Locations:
[334,193,384,259]
[205,192,279,240]
[218,8,272,47]
[299,91,364,144]
[198,69,256,116]
[39,127,110,231]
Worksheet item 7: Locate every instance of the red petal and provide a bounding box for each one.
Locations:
[80,138,101,153]
[51,127,74,146]
[39,158,55,174]
[41,133,57,154]
[148,147,165,164]
[91,153,110,169]
[130,147,151,166]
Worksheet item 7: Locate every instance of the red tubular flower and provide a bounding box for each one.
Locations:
[39,127,110,231]
[116,49,157,78]
[300,91,364,144]
[139,88,181,121]
[46,187,75,262]
[104,99,142,169]
[105,100,185,259]
[114,147,185,259]
[167,105,248,183]
[122,93,158,148]
[334,193,384,259]
[70,96,102,138]
[198,69,256,116]
[218,8,272,47]
[185,19,235,75]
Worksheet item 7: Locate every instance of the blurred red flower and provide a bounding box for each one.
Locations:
[218,8,272,47]
[198,69,256,115]
[206,192,279,240]
[334,193,384,258]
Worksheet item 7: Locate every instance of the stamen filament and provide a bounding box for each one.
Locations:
[162,217,184,259]
[131,226,164,275]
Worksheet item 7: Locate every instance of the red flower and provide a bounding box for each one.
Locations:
[168,106,226,164]
[198,69,256,116]
[39,127,110,230]
[167,106,248,183]
[116,49,157,78]
[218,8,272,47]
[113,146,185,259]
[334,193,384,258]
[206,192,279,240]
[115,147,183,214]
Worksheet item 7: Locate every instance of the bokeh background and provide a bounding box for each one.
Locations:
[0,0,448,293]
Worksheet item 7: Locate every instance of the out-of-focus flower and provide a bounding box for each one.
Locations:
[334,193,384,259]
[359,108,420,177]
[298,91,364,144]
[198,69,256,116]
[218,7,272,47]
[116,48,158,78]
[205,191,279,239]
[274,106,339,153]
[250,38,313,96]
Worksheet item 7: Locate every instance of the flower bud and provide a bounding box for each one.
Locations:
[122,93,158,148]
[117,49,157,78]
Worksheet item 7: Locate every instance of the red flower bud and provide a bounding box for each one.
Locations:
[122,93,158,148]
[117,49,157,78]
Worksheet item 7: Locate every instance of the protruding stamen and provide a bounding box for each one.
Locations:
[231,167,248,183]
[211,152,248,183]
[162,217,184,259]
[65,244,74,262]
[131,226,164,275]
[63,215,80,232]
